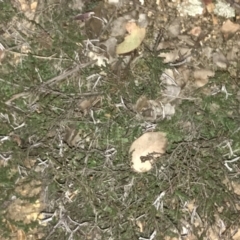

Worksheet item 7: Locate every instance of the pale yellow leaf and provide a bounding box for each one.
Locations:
[116,22,146,55]
[129,132,167,173]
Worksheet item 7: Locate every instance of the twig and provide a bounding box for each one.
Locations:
[41,60,96,87]
[5,92,30,106]
[5,61,98,106]
[6,50,72,61]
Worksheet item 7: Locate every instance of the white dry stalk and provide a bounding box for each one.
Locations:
[39,211,56,225]
[221,85,232,99]
[37,157,49,172]
[85,39,102,52]
[90,109,97,124]
[46,205,82,240]
[159,101,165,119]
[105,147,117,158]
[0,113,10,123]
[222,141,238,157]
[92,15,107,25]
[104,148,117,166]
[0,136,10,142]
[141,122,157,132]
[86,73,100,80]
[115,96,127,108]
[57,130,64,157]
[224,157,240,172]
[222,141,240,158]
[0,43,5,50]
[153,191,165,211]
[219,140,240,171]
[35,67,43,82]
[139,230,157,240]
[17,165,28,177]
[0,154,11,166]
[11,113,25,129]
[92,75,102,89]
[190,205,202,225]
[74,50,80,61]
[12,122,25,130]
[65,191,74,203]
[123,177,134,201]
[217,218,226,235]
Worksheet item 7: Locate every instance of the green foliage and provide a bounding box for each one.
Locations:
[0,2,14,23]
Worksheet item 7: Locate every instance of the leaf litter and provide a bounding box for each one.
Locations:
[1,0,240,239]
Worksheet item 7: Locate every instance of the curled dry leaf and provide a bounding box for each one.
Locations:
[129,132,167,173]
[101,37,118,59]
[212,51,228,69]
[193,69,215,87]
[116,21,146,55]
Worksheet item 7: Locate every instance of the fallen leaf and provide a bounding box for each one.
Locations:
[233,229,240,240]
[136,220,144,232]
[101,37,118,59]
[163,85,181,99]
[212,51,228,69]
[193,69,215,87]
[17,229,26,240]
[116,21,146,54]
[31,2,38,12]
[129,132,167,173]
[163,103,175,117]
[221,20,240,39]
